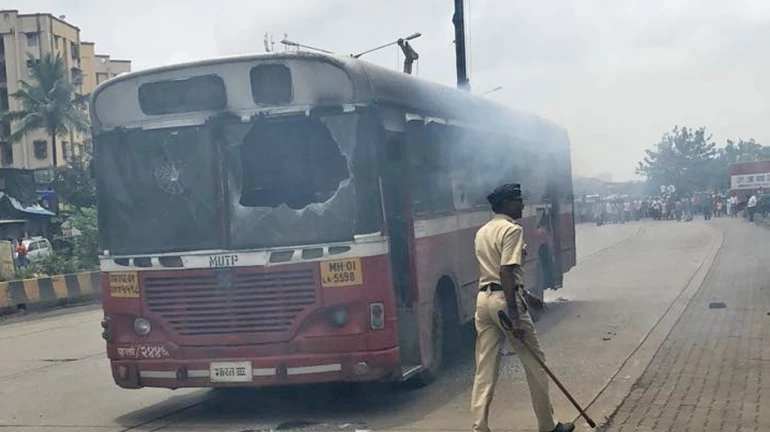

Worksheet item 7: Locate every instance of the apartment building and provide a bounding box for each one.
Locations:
[0,10,131,170]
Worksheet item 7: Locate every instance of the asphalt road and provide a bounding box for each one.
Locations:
[0,219,730,432]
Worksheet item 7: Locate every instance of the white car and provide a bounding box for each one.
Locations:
[22,237,53,262]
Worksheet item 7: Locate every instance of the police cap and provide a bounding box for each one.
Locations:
[487,183,522,208]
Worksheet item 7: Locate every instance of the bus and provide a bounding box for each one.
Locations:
[92,52,575,389]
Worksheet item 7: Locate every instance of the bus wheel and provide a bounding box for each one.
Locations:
[412,291,454,387]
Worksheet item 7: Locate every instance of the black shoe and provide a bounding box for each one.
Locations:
[548,423,575,432]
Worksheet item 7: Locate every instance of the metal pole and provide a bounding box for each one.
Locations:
[354,33,422,59]
[452,0,470,91]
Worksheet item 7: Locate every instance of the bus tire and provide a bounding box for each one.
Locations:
[412,283,457,387]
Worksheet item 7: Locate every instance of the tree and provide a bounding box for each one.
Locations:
[0,53,89,167]
[636,126,717,194]
[720,139,770,164]
[70,206,99,270]
[50,143,95,210]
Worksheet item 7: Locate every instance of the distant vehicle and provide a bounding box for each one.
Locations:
[91,52,575,390]
[22,237,52,262]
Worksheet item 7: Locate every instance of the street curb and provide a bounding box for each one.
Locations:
[0,271,101,315]
[574,224,724,431]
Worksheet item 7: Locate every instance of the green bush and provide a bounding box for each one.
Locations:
[16,207,100,279]
[30,252,77,276]
[13,266,38,280]
[70,207,99,270]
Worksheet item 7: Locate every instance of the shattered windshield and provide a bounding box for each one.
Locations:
[224,113,365,249]
[95,112,377,255]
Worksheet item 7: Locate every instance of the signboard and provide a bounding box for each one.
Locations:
[731,172,770,191]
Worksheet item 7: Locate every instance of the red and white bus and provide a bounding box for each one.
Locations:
[92,52,575,389]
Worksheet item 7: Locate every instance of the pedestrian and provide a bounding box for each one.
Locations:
[748,193,757,222]
[471,184,574,432]
[675,199,683,221]
[623,200,631,224]
[15,237,27,268]
[702,194,713,220]
[731,194,740,218]
[684,196,693,221]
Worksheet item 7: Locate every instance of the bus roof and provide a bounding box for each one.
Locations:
[91,51,569,146]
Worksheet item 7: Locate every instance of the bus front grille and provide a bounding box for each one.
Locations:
[144,269,317,337]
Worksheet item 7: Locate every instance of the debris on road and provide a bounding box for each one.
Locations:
[709,301,727,309]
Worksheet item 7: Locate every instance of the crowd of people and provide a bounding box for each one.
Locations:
[575,190,770,225]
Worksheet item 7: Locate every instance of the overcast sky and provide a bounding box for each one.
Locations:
[7,0,770,180]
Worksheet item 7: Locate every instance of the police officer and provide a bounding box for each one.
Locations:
[471,184,574,432]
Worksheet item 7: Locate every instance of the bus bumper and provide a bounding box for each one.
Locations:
[110,346,401,389]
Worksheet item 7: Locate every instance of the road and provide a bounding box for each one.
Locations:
[0,219,733,432]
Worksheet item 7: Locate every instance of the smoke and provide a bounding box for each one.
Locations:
[22,0,770,180]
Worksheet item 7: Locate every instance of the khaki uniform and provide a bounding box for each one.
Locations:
[471,214,556,432]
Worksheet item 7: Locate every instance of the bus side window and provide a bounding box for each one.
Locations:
[408,121,454,216]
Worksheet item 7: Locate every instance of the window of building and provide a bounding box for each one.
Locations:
[62,141,70,161]
[70,43,79,59]
[0,88,8,111]
[25,32,38,47]
[96,72,109,84]
[70,67,83,85]
[26,58,39,69]
[1,141,12,166]
[33,140,47,160]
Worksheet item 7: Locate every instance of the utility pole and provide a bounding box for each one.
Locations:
[452,0,470,91]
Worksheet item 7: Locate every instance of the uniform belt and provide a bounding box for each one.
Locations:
[480,283,503,292]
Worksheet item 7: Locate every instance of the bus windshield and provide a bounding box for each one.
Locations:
[96,112,372,256]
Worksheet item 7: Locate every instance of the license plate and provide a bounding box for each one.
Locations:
[109,272,139,298]
[320,258,363,287]
[210,361,252,383]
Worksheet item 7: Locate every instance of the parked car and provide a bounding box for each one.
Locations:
[22,237,53,262]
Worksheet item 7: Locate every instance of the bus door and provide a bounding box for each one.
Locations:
[379,126,422,376]
[546,181,564,288]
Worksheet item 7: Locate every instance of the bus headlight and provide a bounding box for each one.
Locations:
[327,307,349,328]
[133,317,152,336]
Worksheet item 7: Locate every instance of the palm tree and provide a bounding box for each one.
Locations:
[0,53,89,167]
